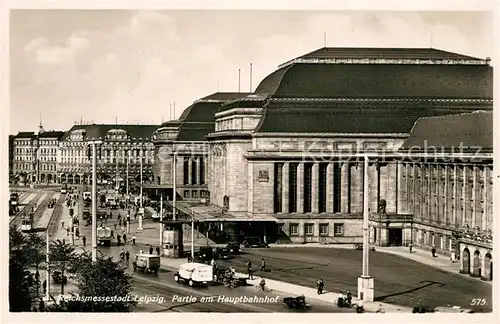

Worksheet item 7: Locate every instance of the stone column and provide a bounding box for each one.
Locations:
[444,164,449,225]
[311,163,319,214]
[435,165,440,224]
[482,167,488,231]
[462,165,467,227]
[326,163,334,213]
[282,162,290,214]
[427,165,432,223]
[452,164,458,226]
[341,162,349,213]
[385,162,397,213]
[297,163,304,214]
[188,157,193,185]
[472,165,477,228]
[412,164,417,216]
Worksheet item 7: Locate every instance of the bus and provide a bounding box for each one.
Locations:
[21,213,34,232]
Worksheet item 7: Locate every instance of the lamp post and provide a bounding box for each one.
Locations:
[45,230,50,301]
[191,212,195,258]
[358,154,374,302]
[87,140,102,262]
[172,152,177,221]
[126,150,130,198]
[138,150,144,230]
[160,192,163,252]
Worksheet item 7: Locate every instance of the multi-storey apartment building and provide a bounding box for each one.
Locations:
[12,132,36,184]
[11,128,64,184]
[59,124,158,186]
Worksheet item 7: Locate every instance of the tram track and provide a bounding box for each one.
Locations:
[10,192,44,227]
[47,194,66,237]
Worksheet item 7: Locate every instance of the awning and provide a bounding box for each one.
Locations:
[166,200,277,222]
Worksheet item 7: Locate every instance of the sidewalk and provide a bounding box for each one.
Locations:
[376,246,492,285]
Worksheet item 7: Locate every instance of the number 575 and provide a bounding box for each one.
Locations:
[471,298,487,306]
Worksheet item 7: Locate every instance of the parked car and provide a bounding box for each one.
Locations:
[227,242,241,254]
[243,237,269,248]
[194,246,214,263]
[214,246,232,259]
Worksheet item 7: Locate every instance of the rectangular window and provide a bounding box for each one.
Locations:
[288,163,298,213]
[273,163,283,213]
[183,190,190,198]
[191,158,198,185]
[318,163,327,213]
[199,156,205,185]
[183,157,189,185]
[333,163,342,213]
[304,163,313,213]
[319,223,329,236]
[334,223,344,236]
[290,223,299,236]
[305,223,314,236]
[192,190,198,198]
[200,190,207,198]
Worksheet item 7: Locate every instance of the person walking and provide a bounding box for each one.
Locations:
[261,258,266,272]
[149,245,154,255]
[75,227,80,238]
[247,260,253,280]
[82,236,86,246]
[123,233,127,244]
[114,223,117,230]
[431,245,437,257]
[317,278,324,294]
[66,227,70,236]
[132,235,136,245]
[117,234,121,245]
[409,242,413,253]
[42,279,47,295]
[125,250,130,263]
[156,246,160,255]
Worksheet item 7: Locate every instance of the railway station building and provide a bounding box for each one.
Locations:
[153,48,492,263]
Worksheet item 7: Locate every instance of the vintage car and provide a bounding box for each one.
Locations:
[174,262,213,287]
[226,242,241,254]
[133,254,160,275]
[214,246,232,259]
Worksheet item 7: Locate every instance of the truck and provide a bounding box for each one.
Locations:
[174,262,213,287]
[97,226,112,246]
[106,192,117,209]
[132,254,160,275]
[10,192,19,206]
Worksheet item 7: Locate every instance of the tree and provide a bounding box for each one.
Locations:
[50,251,137,312]
[49,239,76,295]
[25,232,46,298]
[9,226,35,311]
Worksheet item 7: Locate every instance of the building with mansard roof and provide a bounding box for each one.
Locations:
[58,124,159,186]
[12,126,65,185]
[151,92,252,202]
[168,47,492,252]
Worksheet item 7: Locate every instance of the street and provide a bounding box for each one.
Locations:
[16,186,492,313]
[214,247,492,312]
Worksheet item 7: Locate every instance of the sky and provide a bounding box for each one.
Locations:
[9,9,494,134]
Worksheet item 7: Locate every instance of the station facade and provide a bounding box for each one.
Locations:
[153,48,493,263]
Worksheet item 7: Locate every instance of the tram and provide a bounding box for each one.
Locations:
[21,213,35,232]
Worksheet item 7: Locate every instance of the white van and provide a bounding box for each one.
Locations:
[174,262,213,287]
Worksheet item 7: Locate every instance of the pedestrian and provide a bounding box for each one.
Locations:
[111,230,114,238]
[39,299,45,312]
[132,235,136,245]
[75,227,80,238]
[61,221,65,229]
[123,233,127,244]
[247,260,253,280]
[66,227,70,236]
[149,245,154,255]
[409,242,413,253]
[114,223,117,230]
[156,246,160,255]
[317,278,324,294]
[117,234,121,245]
[125,250,130,263]
[431,245,436,257]
[120,249,125,260]
[119,218,122,226]
[42,279,47,294]
[82,236,86,246]
[261,258,266,272]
